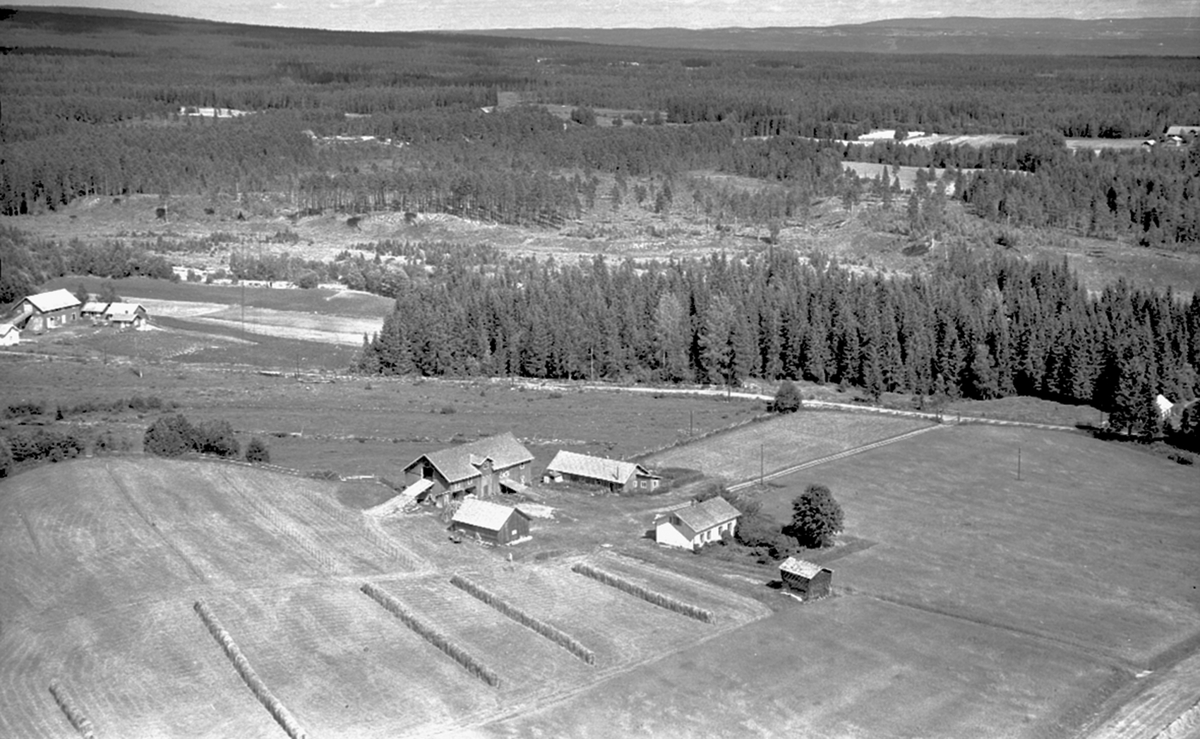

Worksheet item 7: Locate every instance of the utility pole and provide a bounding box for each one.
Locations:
[1017,446,1022,481]
[760,443,764,488]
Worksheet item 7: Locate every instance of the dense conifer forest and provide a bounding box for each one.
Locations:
[2,8,1198,437]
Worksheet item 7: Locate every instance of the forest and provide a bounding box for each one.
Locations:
[1,8,1198,248]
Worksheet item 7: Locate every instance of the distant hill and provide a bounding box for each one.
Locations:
[456,17,1200,56]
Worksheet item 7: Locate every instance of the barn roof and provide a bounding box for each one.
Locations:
[81,301,109,314]
[545,450,657,485]
[671,496,740,533]
[779,557,829,579]
[407,432,533,483]
[23,289,81,313]
[0,322,17,337]
[451,498,526,532]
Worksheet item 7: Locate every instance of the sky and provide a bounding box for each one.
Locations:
[13,0,1200,31]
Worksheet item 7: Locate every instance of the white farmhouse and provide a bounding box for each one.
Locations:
[654,497,740,551]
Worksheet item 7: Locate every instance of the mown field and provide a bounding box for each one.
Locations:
[0,457,768,738]
[644,410,933,483]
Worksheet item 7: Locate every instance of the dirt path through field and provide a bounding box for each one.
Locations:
[1084,649,1200,739]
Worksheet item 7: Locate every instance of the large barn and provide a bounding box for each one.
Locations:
[543,450,661,493]
[402,432,534,508]
[13,289,81,333]
[654,496,740,551]
[449,498,531,545]
[779,557,833,599]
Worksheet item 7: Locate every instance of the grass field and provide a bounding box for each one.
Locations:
[751,424,1200,669]
[644,410,933,483]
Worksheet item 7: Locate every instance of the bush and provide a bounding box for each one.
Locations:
[7,429,85,464]
[770,380,803,413]
[5,400,46,419]
[784,484,844,548]
[195,419,240,458]
[245,437,271,463]
[0,438,11,478]
[143,414,197,457]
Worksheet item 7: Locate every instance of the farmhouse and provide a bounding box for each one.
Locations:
[403,432,534,508]
[449,498,531,545]
[654,496,740,551]
[543,450,661,492]
[81,301,109,320]
[779,557,833,599]
[105,302,149,328]
[12,289,81,333]
[0,322,19,346]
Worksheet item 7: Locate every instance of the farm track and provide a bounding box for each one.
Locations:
[728,424,946,491]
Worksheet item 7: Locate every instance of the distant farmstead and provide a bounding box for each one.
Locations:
[13,289,82,333]
[402,432,534,508]
[654,496,740,551]
[779,557,833,599]
[450,498,531,545]
[543,450,661,493]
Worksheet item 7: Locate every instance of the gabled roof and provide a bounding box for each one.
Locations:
[0,322,18,336]
[81,301,109,314]
[406,432,533,484]
[105,302,145,318]
[451,498,526,531]
[779,557,830,579]
[545,450,658,485]
[22,289,81,313]
[669,496,740,534]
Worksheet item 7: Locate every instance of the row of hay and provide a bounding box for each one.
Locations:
[48,679,96,739]
[360,582,501,687]
[571,562,715,624]
[450,574,595,665]
[193,600,307,739]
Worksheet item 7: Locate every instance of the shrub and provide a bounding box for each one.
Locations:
[194,600,308,739]
[0,438,11,477]
[195,419,240,458]
[5,400,46,419]
[143,414,197,457]
[360,582,501,686]
[7,429,85,464]
[770,380,803,413]
[450,574,595,665]
[784,484,844,548]
[571,562,714,624]
[245,437,271,463]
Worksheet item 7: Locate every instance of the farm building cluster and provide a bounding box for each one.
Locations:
[385,432,746,553]
[1,289,150,343]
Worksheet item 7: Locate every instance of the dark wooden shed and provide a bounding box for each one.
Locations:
[779,557,833,599]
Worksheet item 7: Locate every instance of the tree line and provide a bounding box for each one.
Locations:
[356,248,1199,436]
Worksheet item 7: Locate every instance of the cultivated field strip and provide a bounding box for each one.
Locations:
[449,573,596,665]
[0,633,74,739]
[194,600,308,739]
[1088,650,1200,739]
[48,680,97,739]
[203,583,495,737]
[572,562,715,623]
[586,551,771,621]
[367,576,594,693]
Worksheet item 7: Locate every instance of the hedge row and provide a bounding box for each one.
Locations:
[48,679,96,739]
[193,600,308,739]
[359,582,501,687]
[450,574,595,665]
[571,562,715,624]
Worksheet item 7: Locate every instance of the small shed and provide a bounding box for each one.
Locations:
[0,322,19,346]
[779,557,833,599]
[81,301,109,320]
[450,498,531,546]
